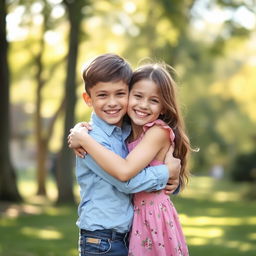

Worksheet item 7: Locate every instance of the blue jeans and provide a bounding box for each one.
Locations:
[79,229,129,256]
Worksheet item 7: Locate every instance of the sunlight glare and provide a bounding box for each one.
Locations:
[184,227,223,238]
[5,208,19,218]
[247,217,256,225]
[248,233,256,240]
[21,227,63,239]
[201,7,231,24]
[233,6,256,30]
[22,205,43,215]
[226,240,254,251]
[24,103,35,114]
[44,31,61,45]
[184,216,249,226]
[106,42,121,53]
[6,6,28,41]
[48,0,62,4]
[51,5,65,19]
[112,24,125,35]
[33,14,43,25]
[128,25,140,37]
[123,2,136,14]
[31,2,44,14]
[212,191,240,202]
[187,237,208,245]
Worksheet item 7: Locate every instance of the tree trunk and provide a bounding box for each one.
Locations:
[56,0,83,204]
[33,3,65,196]
[0,0,21,201]
[35,34,47,195]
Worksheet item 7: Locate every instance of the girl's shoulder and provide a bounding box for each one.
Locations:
[143,119,175,143]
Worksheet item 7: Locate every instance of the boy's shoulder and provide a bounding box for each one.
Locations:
[89,123,109,142]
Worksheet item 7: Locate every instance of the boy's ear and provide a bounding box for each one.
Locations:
[82,92,92,107]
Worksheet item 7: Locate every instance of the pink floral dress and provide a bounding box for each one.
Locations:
[128,120,189,256]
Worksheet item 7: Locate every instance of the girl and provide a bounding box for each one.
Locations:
[69,63,192,256]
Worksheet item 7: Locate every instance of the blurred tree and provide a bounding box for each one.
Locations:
[12,0,66,196]
[231,150,256,182]
[33,0,65,196]
[6,0,256,196]
[0,0,22,201]
[120,0,255,172]
[56,0,86,204]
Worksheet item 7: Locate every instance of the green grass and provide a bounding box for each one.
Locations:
[0,176,256,256]
[172,176,256,256]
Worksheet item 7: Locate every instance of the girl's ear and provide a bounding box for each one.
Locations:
[82,92,92,107]
[160,108,165,116]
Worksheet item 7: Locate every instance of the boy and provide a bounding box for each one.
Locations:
[70,53,180,256]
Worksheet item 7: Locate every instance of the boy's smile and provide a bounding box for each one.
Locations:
[84,81,129,127]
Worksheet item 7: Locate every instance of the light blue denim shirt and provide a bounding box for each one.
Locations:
[76,113,169,233]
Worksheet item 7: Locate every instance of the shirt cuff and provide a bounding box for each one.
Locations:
[153,164,169,190]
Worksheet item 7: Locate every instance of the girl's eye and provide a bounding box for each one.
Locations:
[151,99,159,103]
[134,94,142,98]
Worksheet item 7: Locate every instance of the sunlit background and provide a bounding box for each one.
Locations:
[1,0,256,255]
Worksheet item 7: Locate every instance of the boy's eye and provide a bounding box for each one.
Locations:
[134,94,142,98]
[117,92,127,96]
[97,94,107,97]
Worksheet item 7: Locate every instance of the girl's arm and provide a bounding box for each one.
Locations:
[68,126,170,181]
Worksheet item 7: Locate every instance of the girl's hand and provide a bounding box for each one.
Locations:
[67,121,92,147]
[73,147,87,158]
[68,127,89,148]
[73,122,92,131]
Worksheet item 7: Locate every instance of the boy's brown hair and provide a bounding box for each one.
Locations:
[82,53,133,95]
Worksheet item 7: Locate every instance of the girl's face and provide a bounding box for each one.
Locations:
[128,79,164,126]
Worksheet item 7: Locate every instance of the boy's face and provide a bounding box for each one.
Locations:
[84,81,129,127]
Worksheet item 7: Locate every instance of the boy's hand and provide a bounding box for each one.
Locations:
[164,176,180,195]
[164,145,181,194]
[164,145,181,179]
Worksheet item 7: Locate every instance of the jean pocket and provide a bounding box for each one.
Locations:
[80,234,111,255]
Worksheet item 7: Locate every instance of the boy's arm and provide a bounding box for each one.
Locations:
[80,154,169,194]
[69,126,171,181]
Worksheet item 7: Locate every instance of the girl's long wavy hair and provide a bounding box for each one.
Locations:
[130,63,193,189]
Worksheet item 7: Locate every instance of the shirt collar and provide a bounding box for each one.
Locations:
[91,112,131,137]
[122,120,131,140]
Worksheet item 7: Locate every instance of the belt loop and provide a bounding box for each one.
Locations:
[111,230,116,240]
[123,232,128,248]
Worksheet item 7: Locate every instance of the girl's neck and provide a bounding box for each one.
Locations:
[129,123,143,142]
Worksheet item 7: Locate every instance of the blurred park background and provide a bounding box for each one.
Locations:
[0,0,256,255]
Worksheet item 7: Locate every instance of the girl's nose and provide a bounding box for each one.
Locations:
[139,99,148,109]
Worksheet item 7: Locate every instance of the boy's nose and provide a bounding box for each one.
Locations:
[108,97,118,107]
